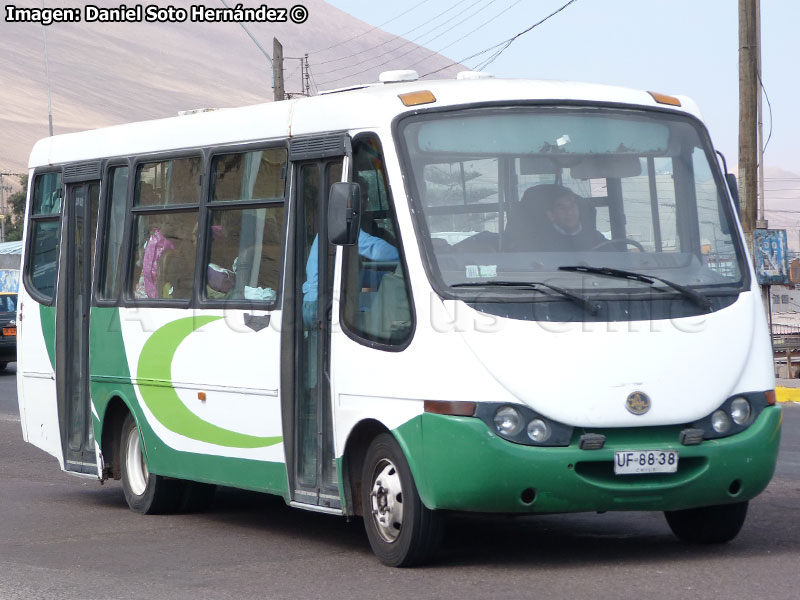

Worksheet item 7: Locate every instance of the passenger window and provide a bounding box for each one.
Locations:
[129,157,201,301]
[205,205,284,301]
[26,172,63,302]
[211,149,286,202]
[33,173,63,215]
[204,148,287,303]
[340,136,413,347]
[131,212,197,300]
[98,166,129,299]
[135,157,201,206]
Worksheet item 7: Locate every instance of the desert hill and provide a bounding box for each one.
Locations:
[0,0,462,176]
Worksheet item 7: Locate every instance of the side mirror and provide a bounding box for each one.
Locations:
[725,172,740,215]
[716,151,740,217]
[328,182,361,246]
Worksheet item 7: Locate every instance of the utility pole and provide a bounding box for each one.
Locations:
[756,0,767,230]
[738,0,759,243]
[273,38,285,101]
[42,2,54,137]
[304,54,311,97]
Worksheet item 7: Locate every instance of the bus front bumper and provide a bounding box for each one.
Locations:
[405,405,782,514]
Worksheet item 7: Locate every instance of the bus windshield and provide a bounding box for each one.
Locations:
[398,106,746,299]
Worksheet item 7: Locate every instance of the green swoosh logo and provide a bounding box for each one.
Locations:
[136,316,282,449]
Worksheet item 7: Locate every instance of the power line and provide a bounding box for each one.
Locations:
[405,0,526,71]
[757,68,774,156]
[217,0,274,90]
[308,0,434,56]
[421,0,579,78]
[315,0,507,87]
[312,0,474,68]
[313,0,490,80]
[474,0,579,70]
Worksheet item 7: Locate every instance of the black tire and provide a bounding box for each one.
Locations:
[179,481,216,513]
[0,362,7,371]
[361,433,442,567]
[120,413,183,514]
[665,501,748,544]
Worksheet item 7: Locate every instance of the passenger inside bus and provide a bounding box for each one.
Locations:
[302,219,397,326]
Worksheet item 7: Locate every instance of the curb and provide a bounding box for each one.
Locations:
[775,387,800,404]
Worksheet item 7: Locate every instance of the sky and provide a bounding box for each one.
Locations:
[325,0,799,175]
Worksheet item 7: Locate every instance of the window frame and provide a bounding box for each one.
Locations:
[196,141,289,311]
[94,159,132,306]
[120,150,205,309]
[338,133,416,352]
[393,100,751,304]
[24,167,64,306]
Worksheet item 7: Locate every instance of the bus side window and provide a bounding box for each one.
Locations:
[340,135,414,347]
[25,171,63,303]
[204,148,287,303]
[98,166,128,300]
[129,157,201,301]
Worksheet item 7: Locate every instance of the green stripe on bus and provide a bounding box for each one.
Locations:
[39,304,56,370]
[136,316,282,449]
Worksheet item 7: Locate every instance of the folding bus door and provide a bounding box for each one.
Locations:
[57,167,101,475]
[284,134,348,511]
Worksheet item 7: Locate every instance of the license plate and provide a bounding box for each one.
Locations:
[614,450,678,475]
[2,327,15,337]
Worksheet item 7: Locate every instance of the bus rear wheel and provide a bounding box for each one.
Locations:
[664,501,748,544]
[120,413,183,514]
[361,433,442,567]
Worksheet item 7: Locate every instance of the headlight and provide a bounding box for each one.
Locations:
[527,419,551,443]
[730,397,751,425]
[711,410,731,434]
[688,391,771,443]
[493,406,523,436]
[474,404,573,446]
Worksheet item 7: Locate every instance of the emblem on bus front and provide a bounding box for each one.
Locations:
[625,392,651,415]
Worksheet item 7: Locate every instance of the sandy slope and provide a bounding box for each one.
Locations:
[0,0,461,172]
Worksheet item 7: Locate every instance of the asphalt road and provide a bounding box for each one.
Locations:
[1,364,799,599]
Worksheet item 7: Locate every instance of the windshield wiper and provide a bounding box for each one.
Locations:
[451,280,601,315]
[558,265,712,311]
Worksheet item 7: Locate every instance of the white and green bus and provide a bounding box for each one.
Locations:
[18,71,781,566]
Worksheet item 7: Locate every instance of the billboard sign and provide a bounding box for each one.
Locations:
[754,229,789,285]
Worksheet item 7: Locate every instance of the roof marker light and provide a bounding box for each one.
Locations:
[647,91,682,106]
[379,70,419,83]
[398,90,436,107]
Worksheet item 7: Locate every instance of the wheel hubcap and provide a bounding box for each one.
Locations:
[369,459,403,543]
[125,425,149,496]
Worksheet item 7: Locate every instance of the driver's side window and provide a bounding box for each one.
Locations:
[339,135,414,348]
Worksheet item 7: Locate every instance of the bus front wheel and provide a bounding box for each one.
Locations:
[120,413,183,514]
[361,433,442,567]
[664,501,748,544]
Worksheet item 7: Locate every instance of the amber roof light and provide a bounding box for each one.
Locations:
[398,90,436,107]
[648,91,682,106]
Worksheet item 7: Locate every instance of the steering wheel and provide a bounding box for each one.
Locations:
[592,237,645,252]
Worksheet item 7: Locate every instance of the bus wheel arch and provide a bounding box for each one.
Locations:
[342,419,390,518]
[99,396,132,481]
